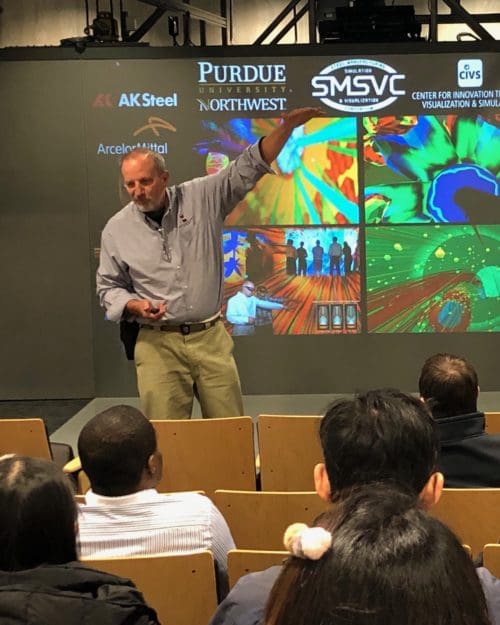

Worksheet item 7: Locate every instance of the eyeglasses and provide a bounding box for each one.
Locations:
[244,285,255,292]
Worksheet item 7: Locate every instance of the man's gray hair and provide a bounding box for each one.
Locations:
[120,148,168,174]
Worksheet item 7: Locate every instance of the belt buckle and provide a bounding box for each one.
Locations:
[180,323,190,335]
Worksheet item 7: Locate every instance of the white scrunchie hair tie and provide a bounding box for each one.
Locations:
[284,522,332,560]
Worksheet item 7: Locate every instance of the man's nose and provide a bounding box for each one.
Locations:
[132,182,145,196]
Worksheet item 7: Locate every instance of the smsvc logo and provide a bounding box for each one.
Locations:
[311,59,406,113]
[457,59,483,88]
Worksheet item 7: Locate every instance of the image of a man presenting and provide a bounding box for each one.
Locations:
[96,107,322,420]
[226,281,285,336]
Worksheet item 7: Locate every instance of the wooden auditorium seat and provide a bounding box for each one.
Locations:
[483,544,500,577]
[152,417,256,497]
[485,412,500,435]
[228,549,288,588]
[213,490,330,550]
[82,551,217,625]
[0,418,51,459]
[430,488,500,557]
[257,414,322,491]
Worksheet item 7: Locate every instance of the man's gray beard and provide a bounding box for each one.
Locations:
[138,203,155,212]
[136,192,168,213]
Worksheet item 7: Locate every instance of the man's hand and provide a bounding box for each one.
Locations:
[280,107,325,130]
[260,106,325,165]
[126,299,167,320]
[248,317,255,324]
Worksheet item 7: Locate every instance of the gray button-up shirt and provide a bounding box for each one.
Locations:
[96,143,274,323]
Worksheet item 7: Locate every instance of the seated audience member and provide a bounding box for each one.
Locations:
[266,484,491,625]
[77,404,235,598]
[419,352,500,487]
[0,455,159,625]
[209,389,500,625]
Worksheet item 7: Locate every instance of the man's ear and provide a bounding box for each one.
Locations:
[147,450,163,484]
[419,471,444,510]
[314,463,331,502]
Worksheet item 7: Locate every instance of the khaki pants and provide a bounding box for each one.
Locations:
[134,321,243,419]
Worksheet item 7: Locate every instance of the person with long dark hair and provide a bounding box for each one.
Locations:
[0,455,160,625]
[266,484,491,625]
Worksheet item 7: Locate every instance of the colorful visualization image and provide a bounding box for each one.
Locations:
[364,115,500,224]
[366,225,500,333]
[194,117,359,225]
[222,227,361,335]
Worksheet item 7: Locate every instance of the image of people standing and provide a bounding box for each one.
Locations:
[297,242,308,276]
[285,239,297,276]
[312,240,324,276]
[226,281,285,336]
[328,236,342,276]
[343,241,353,275]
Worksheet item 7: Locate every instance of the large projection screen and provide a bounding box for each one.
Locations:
[1,42,499,398]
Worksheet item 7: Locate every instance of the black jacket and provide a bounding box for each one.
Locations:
[0,561,160,625]
[437,411,500,487]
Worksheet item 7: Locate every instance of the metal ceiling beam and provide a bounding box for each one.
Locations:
[440,0,495,40]
[124,6,167,41]
[253,0,304,45]
[137,0,227,29]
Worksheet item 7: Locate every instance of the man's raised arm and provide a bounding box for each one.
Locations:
[259,107,324,165]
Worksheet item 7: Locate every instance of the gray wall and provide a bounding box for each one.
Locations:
[0,60,94,398]
[0,47,499,399]
[0,2,499,399]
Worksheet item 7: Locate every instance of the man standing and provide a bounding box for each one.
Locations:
[311,240,324,276]
[296,242,307,276]
[97,108,322,419]
[284,239,297,275]
[225,281,284,336]
[328,236,342,276]
[419,352,500,487]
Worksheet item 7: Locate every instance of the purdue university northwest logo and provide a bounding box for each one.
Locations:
[311,59,406,113]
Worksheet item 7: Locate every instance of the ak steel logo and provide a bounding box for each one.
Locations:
[311,59,406,113]
[92,92,178,108]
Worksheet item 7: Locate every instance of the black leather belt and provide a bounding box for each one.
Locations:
[140,317,220,336]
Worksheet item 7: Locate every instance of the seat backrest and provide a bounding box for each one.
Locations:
[485,412,500,435]
[0,418,51,459]
[483,544,500,577]
[257,415,322,490]
[228,549,288,588]
[430,488,500,557]
[152,417,256,497]
[82,551,217,625]
[214,490,330,550]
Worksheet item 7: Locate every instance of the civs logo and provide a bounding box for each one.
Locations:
[457,59,483,88]
[311,59,406,113]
